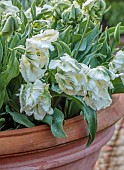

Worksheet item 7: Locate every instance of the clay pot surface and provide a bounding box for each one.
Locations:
[0,93,124,170]
[0,126,114,170]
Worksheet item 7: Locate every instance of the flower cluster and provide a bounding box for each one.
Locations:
[50,55,118,110]
[4,0,124,116]
[20,29,59,120]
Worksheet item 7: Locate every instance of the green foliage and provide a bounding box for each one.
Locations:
[112,77,124,94]
[12,0,22,10]
[0,118,5,128]
[13,0,33,10]
[82,103,97,147]
[0,49,19,108]
[43,108,66,138]
[51,90,97,146]
[6,105,35,128]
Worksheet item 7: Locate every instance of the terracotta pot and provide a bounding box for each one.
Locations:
[0,94,124,170]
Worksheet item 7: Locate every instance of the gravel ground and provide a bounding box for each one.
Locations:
[94,118,124,170]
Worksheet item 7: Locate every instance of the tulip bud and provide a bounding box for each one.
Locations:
[0,0,19,16]
[82,0,106,23]
[62,4,83,24]
[1,14,21,36]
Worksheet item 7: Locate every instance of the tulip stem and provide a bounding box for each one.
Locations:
[0,32,3,37]
[53,96,63,108]
[74,16,90,59]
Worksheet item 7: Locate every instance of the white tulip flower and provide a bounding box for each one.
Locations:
[33,29,59,44]
[20,29,59,82]
[20,80,53,120]
[84,88,112,110]
[109,50,124,84]
[84,66,117,110]
[20,53,48,83]
[49,54,89,96]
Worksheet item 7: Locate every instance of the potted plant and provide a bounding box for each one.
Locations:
[0,0,124,169]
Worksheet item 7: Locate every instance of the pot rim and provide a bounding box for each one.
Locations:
[0,114,84,137]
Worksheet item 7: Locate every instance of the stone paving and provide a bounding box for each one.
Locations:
[94,118,124,170]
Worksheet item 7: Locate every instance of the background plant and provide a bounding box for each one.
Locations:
[104,0,124,26]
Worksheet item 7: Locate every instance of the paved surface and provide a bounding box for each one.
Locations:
[94,118,124,170]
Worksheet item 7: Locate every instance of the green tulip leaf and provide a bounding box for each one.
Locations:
[6,105,35,128]
[43,108,67,138]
